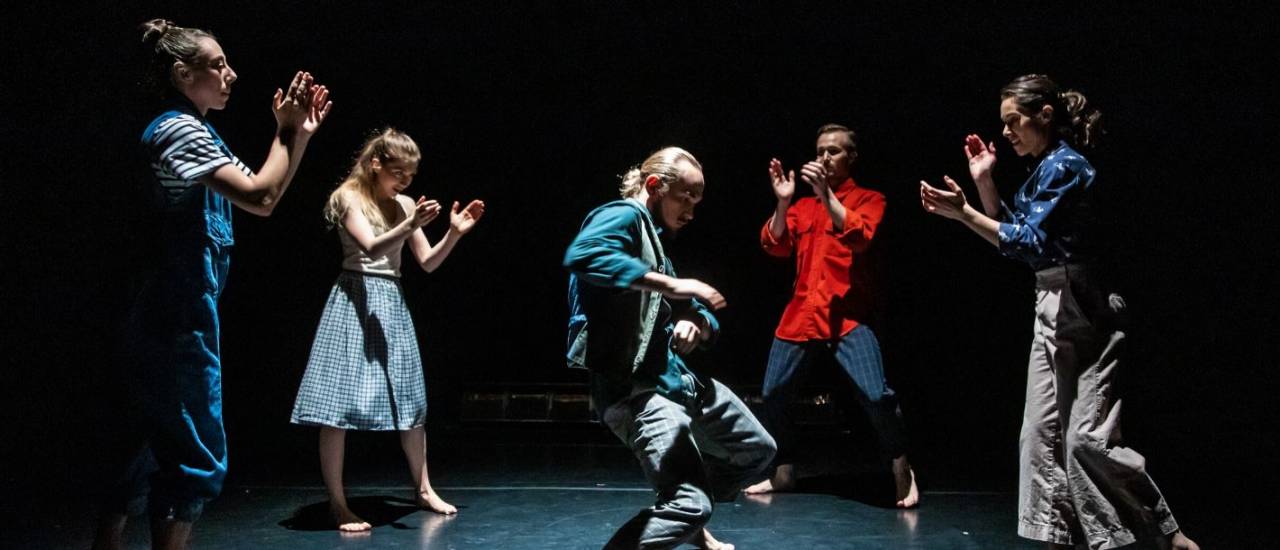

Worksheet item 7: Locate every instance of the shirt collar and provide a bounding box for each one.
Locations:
[833,177,858,199]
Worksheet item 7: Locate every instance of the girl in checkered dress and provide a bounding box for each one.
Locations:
[290,128,485,531]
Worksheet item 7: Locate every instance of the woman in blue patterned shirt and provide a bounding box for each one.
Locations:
[920,75,1198,550]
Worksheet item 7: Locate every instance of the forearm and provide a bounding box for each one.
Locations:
[768,200,789,240]
[822,191,847,231]
[417,229,462,273]
[363,221,417,259]
[959,204,1001,246]
[248,130,308,213]
[973,175,1001,218]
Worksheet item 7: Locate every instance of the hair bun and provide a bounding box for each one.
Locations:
[140,18,176,46]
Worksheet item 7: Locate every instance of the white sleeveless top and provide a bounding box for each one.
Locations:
[337,199,405,278]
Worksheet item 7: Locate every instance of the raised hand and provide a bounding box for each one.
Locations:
[300,84,332,137]
[799,160,829,197]
[449,200,486,234]
[919,176,969,220]
[272,71,314,131]
[671,319,702,354]
[769,158,795,202]
[410,197,442,228]
[964,134,997,182]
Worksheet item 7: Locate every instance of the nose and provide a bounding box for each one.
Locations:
[226,65,237,84]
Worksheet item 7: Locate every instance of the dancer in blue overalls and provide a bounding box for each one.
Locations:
[95,18,332,550]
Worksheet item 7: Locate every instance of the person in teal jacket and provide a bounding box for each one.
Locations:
[565,146,775,550]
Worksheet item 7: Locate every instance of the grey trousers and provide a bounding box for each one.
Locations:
[602,378,777,549]
[1018,266,1179,549]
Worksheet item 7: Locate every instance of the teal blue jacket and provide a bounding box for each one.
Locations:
[564,199,720,410]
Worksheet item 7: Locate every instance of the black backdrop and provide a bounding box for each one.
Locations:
[2,2,1275,545]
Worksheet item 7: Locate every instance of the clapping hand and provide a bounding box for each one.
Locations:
[919,176,969,220]
[769,158,795,202]
[410,197,442,228]
[963,134,996,183]
[449,200,486,234]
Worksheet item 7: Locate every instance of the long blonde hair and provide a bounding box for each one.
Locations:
[324,128,421,231]
[618,147,702,198]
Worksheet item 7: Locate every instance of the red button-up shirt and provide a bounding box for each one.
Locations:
[760,178,885,342]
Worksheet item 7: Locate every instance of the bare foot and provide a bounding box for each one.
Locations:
[694,527,735,550]
[330,503,372,532]
[1170,530,1199,550]
[417,490,458,515]
[744,464,795,494]
[893,456,919,509]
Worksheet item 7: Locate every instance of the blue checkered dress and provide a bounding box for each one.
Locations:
[290,271,427,430]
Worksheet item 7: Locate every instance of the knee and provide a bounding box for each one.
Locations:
[685,490,714,527]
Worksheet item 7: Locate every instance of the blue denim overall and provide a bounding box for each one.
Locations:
[115,106,236,522]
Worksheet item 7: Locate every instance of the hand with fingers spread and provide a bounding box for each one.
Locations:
[964,134,997,183]
[769,158,796,203]
[799,160,830,198]
[410,197,442,229]
[449,200,486,235]
[671,319,705,354]
[272,71,315,131]
[919,176,970,220]
[300,84,333,138]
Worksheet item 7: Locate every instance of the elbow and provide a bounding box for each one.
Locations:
[244,202,275,217]
[243,190,280,217]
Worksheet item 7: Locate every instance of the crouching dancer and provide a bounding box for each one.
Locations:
[565,147,776,549]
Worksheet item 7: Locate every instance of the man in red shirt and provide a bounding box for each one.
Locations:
[744,124,918,508]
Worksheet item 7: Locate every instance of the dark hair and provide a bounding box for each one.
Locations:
[1000,74,1102,150]
[138,18,215,96]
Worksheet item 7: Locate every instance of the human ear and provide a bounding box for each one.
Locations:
[1039,105,1054,124]
[644,174,662,193]
[172,61,191,83]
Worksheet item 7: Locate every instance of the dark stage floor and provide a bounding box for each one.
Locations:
[6,424,1225,549]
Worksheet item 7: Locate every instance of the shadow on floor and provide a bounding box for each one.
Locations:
[279,495,458,531]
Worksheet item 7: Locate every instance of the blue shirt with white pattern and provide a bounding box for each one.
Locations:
[997,140,1101,271]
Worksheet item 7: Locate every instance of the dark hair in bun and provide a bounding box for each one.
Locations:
[138,18,215,96]
[1001,74,1103,150]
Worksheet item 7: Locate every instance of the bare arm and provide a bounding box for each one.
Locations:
[346,195,440,259]
[200,73,333,217]
[408,200,485,273]
[920,176,1000,246]
[630,272,727,310]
